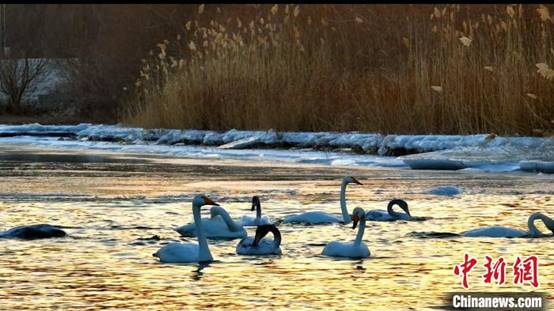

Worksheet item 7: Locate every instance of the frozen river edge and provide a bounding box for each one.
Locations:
[0,123,552,173]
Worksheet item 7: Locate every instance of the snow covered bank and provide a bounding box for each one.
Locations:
[0,123,552,173]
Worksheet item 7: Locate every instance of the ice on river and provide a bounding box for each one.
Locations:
[0,123,552,173]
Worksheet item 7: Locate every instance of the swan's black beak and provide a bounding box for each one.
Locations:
[352,177,363,185]
[400,201,411,217]
[204,197,219,206]
[253,230,263,247]
[351,214,360,229]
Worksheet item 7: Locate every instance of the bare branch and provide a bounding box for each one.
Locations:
[0,56,49,113]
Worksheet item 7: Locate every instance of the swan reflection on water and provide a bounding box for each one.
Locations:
[192,262,211,281]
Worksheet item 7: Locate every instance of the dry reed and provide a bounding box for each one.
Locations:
[123,4,554,135]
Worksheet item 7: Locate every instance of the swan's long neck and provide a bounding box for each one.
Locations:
[193,203,212,262]
[340,181,351,224]
[528,213,554,237]
[211,206,242,232]
[354,217,366,246]
[255,202,262,220]
[542,214,554,233]
[387,200,405,219]
[271,227,282,249]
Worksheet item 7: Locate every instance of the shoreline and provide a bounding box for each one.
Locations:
[0,123,552,174]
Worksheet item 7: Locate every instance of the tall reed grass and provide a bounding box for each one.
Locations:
[123,4,554,135]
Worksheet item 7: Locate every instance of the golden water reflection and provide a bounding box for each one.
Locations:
[0,146,552,310]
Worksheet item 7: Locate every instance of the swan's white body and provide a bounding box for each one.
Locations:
[0,224,66,239]
[282,176,361,225]
[463,226,528,238]
[322,208,370,259]
[365,199,411,222]
[463,213,554,238]
[240,215,271,226]
[365,210,410,221]
[236,237,281,255]
[239,197,272,226]
[154,195,216,263]
[282,211,342,225]
[176,206,247,239]
[155,243,203,263]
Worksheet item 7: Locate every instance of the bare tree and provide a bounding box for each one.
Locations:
[0,57,48,113]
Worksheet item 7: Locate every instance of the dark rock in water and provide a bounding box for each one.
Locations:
[0,224,67,240]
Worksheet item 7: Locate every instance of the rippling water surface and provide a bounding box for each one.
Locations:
[0,145,552,310]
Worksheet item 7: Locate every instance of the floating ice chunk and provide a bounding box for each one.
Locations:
[428,186,462,196]
[328,133,383,153]
[156,129,208,145]
[330,158,356,166]
[281,132,331,147]
[403,158,466,170]
[76,124,153,142]
[203,132,225,145]
[520,160,554,174]
[218,136,260,149]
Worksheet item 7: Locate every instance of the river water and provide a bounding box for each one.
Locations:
[0,144,552,310]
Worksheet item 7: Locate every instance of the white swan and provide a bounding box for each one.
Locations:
[322,207,370,259]
[236,224,282,255]
[0,224,66,239]
[154,195,217,263]
[282,176,362,225]
[239,196,272,226]
[463,212,554,238]
[366,199,411,221]
[176,204,247,240]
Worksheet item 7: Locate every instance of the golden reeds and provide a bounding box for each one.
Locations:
[123,4,554,135]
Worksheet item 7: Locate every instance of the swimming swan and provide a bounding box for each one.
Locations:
[463,212,554,238]
[176,204,247,240]
[282,176,362,225]
[236,224,282,255]
[0,224,66,239]
[154,195,218,263]
[322,207,370,259]
[239,196,272,226]
[365,199,412,221]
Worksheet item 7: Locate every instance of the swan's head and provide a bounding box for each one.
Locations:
[251,196,261,211]
[388,199,410,217]
[193,195,219,208]
[351,207,366,229]
[344,176,363,185]
[253,224,281,248]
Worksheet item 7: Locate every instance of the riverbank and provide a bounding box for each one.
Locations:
[0,123,552,173]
